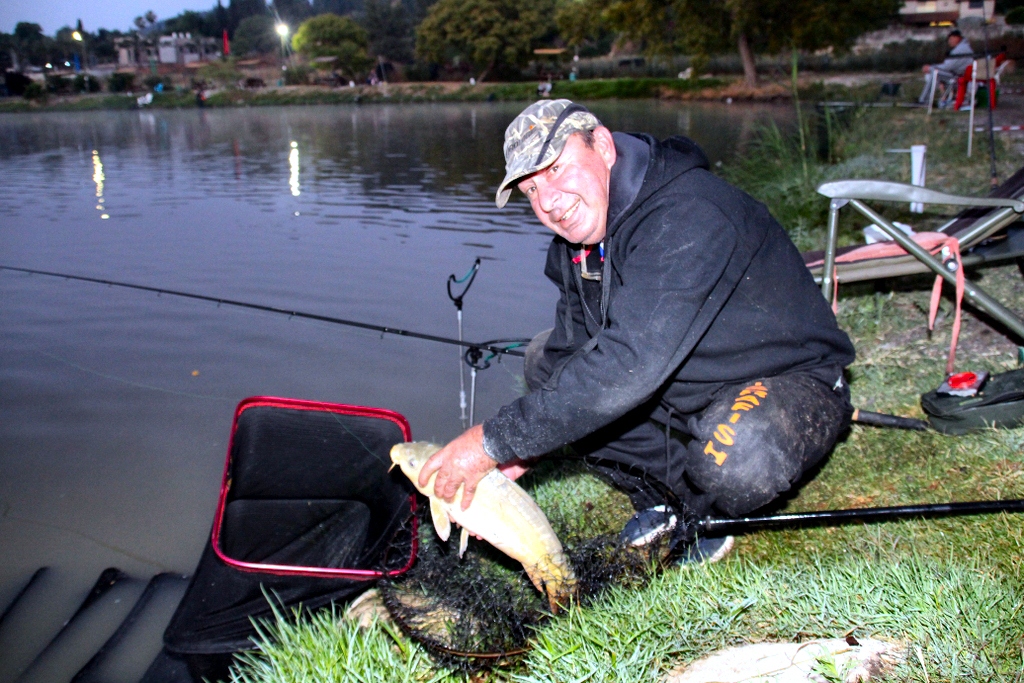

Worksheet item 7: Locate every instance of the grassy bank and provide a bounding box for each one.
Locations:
[0,76,733,113]
[229,106,1024,682]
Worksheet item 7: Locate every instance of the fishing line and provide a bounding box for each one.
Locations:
[30,348,236,402]
[328,411,389,467]
[0,265,527,359]
[0,502,169,571]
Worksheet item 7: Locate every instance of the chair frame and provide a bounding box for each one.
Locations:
[816,180,1024,339]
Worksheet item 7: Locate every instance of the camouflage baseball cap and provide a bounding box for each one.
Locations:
[495,99,602,208]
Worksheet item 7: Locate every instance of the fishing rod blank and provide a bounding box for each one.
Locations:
[0,265,525,358]
[698,497,1024,536]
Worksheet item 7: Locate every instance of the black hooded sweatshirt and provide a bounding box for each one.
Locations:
[482,133,855,463]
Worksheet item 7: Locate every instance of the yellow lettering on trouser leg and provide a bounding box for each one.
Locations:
[704,440,728,466]
[740,382,768,398]
[714,424,736,446]
[732,402,754,412]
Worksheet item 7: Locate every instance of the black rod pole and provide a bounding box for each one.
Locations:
[0,265,526,358]
[981,5,999,187]
[853,408,929,431]
[699,498,1024,536]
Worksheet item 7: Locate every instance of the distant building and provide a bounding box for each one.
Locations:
[115,36,158,67]
[899,0,997,25]
[158,33,221,65]
[114,33,220,68]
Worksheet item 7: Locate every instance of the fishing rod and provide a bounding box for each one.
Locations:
[0,265,942,433]
[0,265,526,358]
[699,497,1024,536]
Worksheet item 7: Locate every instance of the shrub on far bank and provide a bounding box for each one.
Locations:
[73,74,102,93]
[4,71,33,96]
[45,74,74,94]
[23,81,45,100]
[108,72,135,92]
[144,75,175,91]
[197,60,243,89]
[283,64,313,85]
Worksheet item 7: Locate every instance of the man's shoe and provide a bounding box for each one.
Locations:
[619,505,677,546]
[675,534,734,566]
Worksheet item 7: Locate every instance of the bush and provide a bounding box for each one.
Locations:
[4,71,33,96]
[1007,6,1024,23]
[73,74,102,93]
[143,75,174,91]
[45,74,74,94]
[108,72,136,92]
[283,64,312,85]
[197,59,243,88]
[23,81,45,100]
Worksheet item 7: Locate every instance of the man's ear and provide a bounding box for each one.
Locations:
[593,126,617,171]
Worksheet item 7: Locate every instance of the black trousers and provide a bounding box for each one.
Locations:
[524,330,853,520]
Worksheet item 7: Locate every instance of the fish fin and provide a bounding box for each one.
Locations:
[523,565,545,594]
[429,498,451,542]
[459,528,469,558]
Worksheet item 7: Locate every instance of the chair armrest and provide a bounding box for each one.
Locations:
[817,180,1024,212]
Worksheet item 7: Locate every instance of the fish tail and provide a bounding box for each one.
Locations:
[528,561,577,614]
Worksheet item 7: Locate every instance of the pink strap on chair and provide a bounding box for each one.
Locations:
[815,232,964,374]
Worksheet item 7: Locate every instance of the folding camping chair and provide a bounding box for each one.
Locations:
[953,55,1010,112]
[804,169,1024,371]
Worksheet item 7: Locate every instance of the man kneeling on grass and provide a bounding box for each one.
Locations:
[420,99,856,563]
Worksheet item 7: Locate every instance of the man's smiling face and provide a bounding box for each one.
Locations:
[516,127,617,246]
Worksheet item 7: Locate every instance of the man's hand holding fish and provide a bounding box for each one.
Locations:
[418,424,530,510]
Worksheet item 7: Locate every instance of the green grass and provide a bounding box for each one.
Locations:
[722,106,1023,253]
[0,75,731,113]
[230,106,1024,682]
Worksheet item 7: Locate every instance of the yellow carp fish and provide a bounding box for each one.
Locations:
[389,441,576,612]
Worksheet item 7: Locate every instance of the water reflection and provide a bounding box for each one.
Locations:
[289,140,300,197]
[0,101,794,678]
[91,149,108,219]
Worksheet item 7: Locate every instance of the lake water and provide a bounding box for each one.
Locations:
[0,100,793,681]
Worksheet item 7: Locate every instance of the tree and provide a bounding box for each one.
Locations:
[229,0,268,34]
[12,22,50,66]
[564,0,900,87]
[416,0,556,81]
[363,0,413,62]
[312,0,362,15]
[134,11,158,32]
[233,15,278,54]
[292,14,372,78]
[554,0,615,57]
[0,33,16,71]
[273,0,314,26]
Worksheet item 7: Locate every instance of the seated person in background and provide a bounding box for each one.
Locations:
[418,100,856,564]
[918,30,974,105]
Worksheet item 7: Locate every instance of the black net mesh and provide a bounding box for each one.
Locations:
[379,457,679,670]
[165,404,414,656]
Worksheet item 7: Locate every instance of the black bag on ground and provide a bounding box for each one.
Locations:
[921,368,1024,434]
[156,397,416,682]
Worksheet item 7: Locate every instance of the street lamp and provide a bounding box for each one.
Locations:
[72,30,85,72]
[275,23,289,78]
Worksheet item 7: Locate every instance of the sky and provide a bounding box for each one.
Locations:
[2,0,210,34]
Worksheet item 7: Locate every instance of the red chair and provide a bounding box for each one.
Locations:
[954,55,1008,111]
